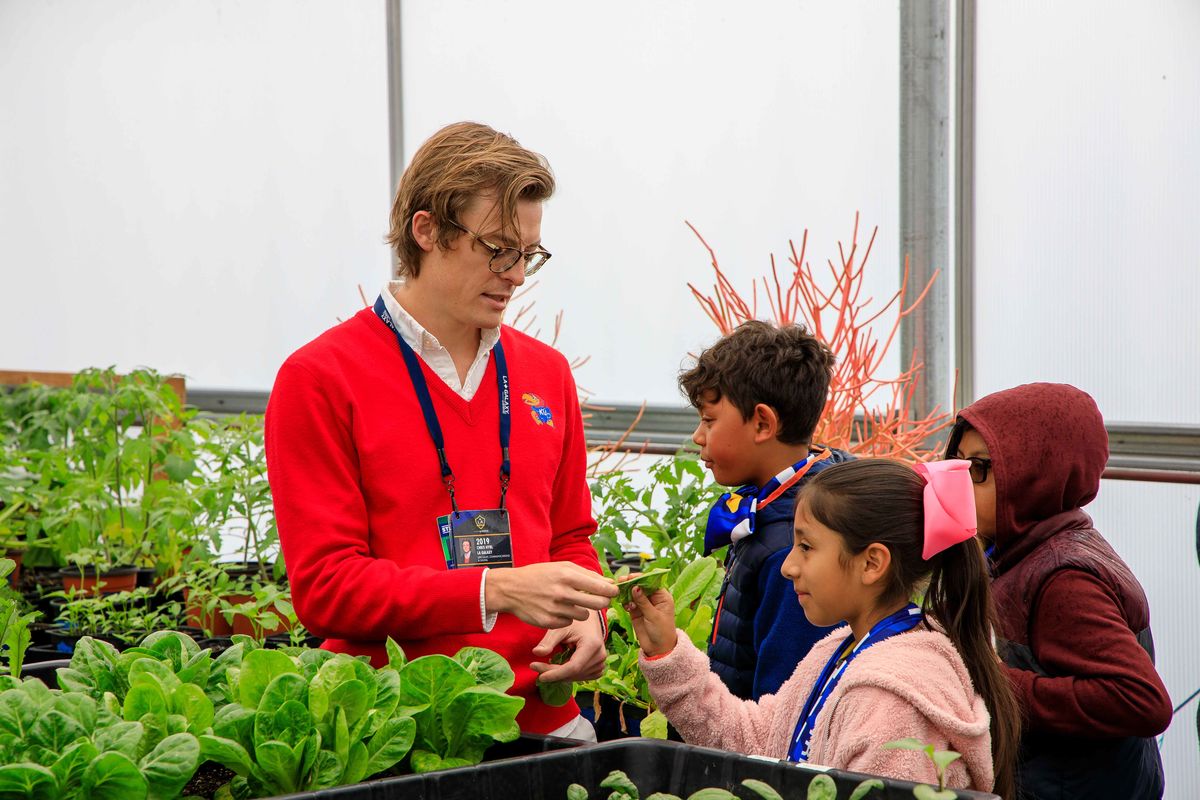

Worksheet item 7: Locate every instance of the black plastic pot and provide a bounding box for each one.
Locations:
[270,738,1000,800]
[575,690,646,740]
[23,645,67,664]
[19,657,70,687]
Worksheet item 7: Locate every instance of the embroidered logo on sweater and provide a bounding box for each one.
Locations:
[521,393,554,427]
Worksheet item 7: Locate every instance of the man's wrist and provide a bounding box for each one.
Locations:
[482,565,509,615]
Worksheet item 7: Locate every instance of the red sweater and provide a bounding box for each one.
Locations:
[264,307,601,733]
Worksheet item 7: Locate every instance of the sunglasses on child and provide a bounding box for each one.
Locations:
[961,456,992,484]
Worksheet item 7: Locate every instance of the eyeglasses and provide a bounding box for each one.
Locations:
[962,456,993,484]
[446,219,552,276]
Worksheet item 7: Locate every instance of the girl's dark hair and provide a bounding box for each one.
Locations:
[799,459,1020,799]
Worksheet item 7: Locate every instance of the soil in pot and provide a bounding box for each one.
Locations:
[180,762,236,799]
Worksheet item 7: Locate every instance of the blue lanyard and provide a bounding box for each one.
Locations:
[373,295,511,512]
[788,603,924,762]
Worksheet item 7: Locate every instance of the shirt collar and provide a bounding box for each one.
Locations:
[382,280,501,355]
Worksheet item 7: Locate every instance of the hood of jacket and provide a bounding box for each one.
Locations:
[946,383,1108,567]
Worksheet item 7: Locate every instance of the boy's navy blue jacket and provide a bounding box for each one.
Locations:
[707,448,853,700]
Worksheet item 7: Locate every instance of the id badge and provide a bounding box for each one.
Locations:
[445,508,513,568]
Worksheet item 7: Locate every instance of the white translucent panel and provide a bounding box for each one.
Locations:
[0,0,390,389]
[973,0,1200,423]
[1087,479,1200,798]
[402,0,902,405]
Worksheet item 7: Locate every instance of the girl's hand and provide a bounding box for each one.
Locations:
[626,586,678,657]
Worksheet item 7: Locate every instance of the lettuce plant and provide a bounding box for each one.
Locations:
[387,641,525,773]
[0,676,200,799]
[56,632,241,707]
[198,647,419,796]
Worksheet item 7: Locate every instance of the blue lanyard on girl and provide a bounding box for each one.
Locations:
[788,603,924,762]
[373,295,511,513]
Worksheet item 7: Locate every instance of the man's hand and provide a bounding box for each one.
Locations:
[486,562,618,629]
[530,613,608,683]
[627,586,678,657]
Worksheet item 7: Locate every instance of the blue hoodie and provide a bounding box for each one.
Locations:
[708,448,854,699]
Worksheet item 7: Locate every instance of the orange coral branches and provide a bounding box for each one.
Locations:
[686,213,952,463]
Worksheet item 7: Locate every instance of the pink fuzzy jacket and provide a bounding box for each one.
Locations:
[641,627,994,793]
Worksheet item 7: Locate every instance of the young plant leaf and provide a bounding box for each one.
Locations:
[599,769,640,799]
[612,569,671,606]
[848,778,885,800]
[805,774,838,800]
[740,778,784,800]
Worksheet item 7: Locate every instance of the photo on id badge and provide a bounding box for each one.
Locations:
[449,509,513,568]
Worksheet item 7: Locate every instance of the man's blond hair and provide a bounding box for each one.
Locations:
[386,122,555,278]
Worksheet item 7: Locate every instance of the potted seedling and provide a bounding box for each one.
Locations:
[192,414,282,584]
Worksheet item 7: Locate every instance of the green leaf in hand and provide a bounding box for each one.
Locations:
[537,647,574,707]
[613,569,670,606]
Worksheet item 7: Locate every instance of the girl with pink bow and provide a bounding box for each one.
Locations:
[627,459,1021,798]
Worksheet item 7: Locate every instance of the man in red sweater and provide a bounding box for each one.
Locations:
[265,122,617,737]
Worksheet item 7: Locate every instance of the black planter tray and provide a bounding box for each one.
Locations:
[264,738,1000,800]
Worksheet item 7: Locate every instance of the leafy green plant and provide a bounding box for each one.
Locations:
[191,415,279,579]
[613,568,671,605]
[583,455,725,732]
[579,555,723,734]
[0,557,38,677]
[537,647,575,707]
[884,738,963,799]
[0,674,201,799]
[567,770,885,800]
[591,455,723,570]
[21,369,201,572]
[387,640,525,773]
[198,645,419,796]
[49,587,186,646]
[55,632,241,709]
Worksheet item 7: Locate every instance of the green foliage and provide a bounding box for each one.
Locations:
[848,778,885,799]
[48,587,186,645]
[582,455,725,717]
[805,774,837,800]
[590,456,723,568]
[199,646,420,795]
[25,368,201,572]
[537,646,575,707]
[189,415,278,574]
[565,773,796,800]
[884,738,963,796]
[0,558,38,678]
[398,645,524,773]
[612,568,670,606]
[0,676,201,799]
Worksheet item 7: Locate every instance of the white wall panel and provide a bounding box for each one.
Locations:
[0,0,390,389]
[975,3,1200,796]
[1089,480,1200,799]
[401,0,902,405]
[973,0,1200,424]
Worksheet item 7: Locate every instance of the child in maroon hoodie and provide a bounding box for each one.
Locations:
[946,382,1172,800]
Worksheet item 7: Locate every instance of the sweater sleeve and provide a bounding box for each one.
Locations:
[753,547,830,699]
[265,360,484,641]
[545,367,601,573]
[640,630,791,757]
[1006,568,1173,738]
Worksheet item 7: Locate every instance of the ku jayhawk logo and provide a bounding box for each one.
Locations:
[521,393,554,427]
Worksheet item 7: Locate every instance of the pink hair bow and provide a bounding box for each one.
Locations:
[914,460,978,560]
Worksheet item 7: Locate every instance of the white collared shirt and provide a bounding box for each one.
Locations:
[380,282,500,632]
[381,281,500,401]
